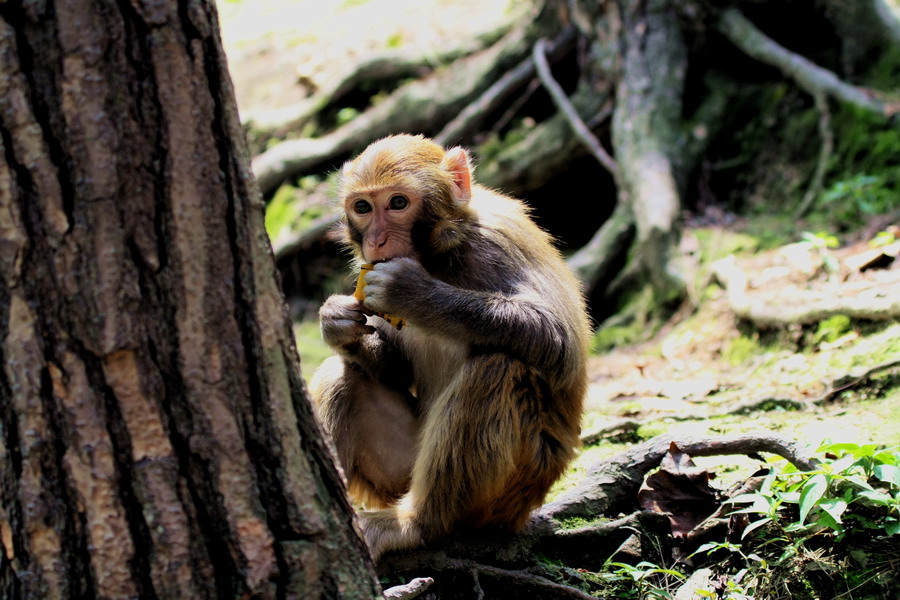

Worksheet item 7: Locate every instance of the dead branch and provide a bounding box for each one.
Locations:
[719,8,898,116]
[532,37,619,178]
[434,28,576,146]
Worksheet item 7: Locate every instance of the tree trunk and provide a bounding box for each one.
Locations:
[610,0,688,304]
[0,1,378,598]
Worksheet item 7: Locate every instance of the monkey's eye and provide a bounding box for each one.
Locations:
[353,200,372,214]
[388,194,409,210]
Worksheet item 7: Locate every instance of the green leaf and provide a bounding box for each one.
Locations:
[779,491,801,504]
[742,517,773,539]
[875,464,900,488]
[844,475,875,491]
[799,474,828,524]
[815,511,844,536]
[858,489,895,506]
[885,520,900,536]
[818,498,848,524]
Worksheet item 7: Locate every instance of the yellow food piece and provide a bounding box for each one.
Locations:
[354,263,405,330]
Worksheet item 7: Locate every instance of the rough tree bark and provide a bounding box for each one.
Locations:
[0,1,378,598]
[610,0,688,304]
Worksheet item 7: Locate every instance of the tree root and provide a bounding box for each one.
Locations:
[712,254,900,327]
[532,37,618,178]
[872,0,900,45]
[252,25,540,195]
[375,433,815,597]
[433,28,576,147]
[475,81,610,194]
[242,23,510,137]
[383,577,434,600]
[544,433,815,523]
[718,8,900,117]
[795,92,834,219]
[581,359,900,446]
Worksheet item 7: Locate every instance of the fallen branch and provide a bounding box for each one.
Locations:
[719,8,899,116]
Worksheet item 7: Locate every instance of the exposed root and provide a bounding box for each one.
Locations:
[719,8,899,116]
[713,255,900,327]
[375,433,816,597]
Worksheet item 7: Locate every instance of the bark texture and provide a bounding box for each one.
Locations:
[0,1,378,598]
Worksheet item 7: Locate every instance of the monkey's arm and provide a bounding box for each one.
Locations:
[319,294,413,384]
[362,259,576,375]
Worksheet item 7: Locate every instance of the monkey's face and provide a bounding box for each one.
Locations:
[344,188,423,263]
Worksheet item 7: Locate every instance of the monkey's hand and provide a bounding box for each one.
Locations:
[361,258,430,318]
[319,294,375,350]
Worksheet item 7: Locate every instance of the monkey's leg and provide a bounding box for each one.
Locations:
[310,356,419,509]
[363,354,576,557]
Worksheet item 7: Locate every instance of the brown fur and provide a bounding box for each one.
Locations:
[311,135,591,559]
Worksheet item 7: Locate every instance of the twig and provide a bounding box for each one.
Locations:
[383,577,434,600]
[532,37,620,179]
[718,8,897,116]
[796,92,834,219]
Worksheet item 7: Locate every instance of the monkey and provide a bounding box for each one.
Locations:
[309,134,592,559]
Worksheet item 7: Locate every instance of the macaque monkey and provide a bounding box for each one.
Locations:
[310,134,591,559]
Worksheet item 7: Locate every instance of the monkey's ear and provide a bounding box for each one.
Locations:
[442,147,472,203]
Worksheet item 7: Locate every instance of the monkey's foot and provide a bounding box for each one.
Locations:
[359,507,423,561]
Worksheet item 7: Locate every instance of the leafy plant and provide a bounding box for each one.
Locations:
[729,444,900,542]
[799,231,840,273]
[819,174,895,226]
[600,561,685,599]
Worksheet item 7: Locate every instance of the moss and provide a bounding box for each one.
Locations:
[591,325,644,353]
[814,314,852,345]
[721,335,763,365]
[693,227,760,263]
[636,421,670,440]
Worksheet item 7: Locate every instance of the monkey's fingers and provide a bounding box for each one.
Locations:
[355,263,405,330]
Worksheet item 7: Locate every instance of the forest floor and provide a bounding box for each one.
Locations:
[215,0,899,521]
